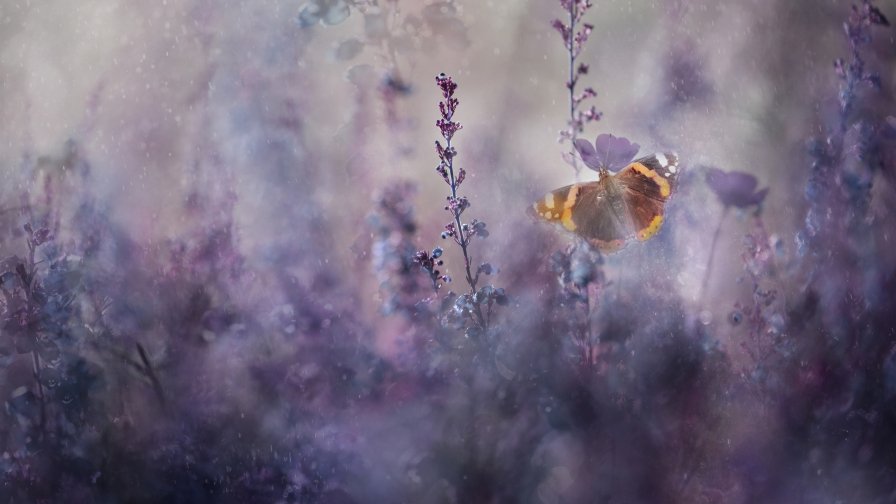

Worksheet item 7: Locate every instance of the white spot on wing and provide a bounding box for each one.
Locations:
[655,153,668,167]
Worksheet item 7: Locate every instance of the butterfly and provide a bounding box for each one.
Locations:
[530,151,680,253]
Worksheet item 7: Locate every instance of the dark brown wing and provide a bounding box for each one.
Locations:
[530,180,634,252]
[622,152,680,197]
[615,152,679,241]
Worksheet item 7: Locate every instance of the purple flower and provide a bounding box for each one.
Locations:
[705,167,769,208]
[573,134,640,173]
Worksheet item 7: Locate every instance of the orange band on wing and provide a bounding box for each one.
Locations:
[561,208,576,231]
[637,214,664,240]
[630,162,671,197]
[559,185,579,230]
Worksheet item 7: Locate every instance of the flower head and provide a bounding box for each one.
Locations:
[705,167,769,208]
[574,134,640,173]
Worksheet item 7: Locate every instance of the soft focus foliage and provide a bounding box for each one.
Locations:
[1,0,896,503]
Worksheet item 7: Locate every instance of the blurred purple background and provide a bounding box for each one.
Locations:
[1,0,895,502]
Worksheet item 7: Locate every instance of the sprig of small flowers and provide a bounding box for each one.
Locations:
[552,0,602,177]
[414,73,503,332]
[735,216,790,400]
[413,246,447,293]
[550,240,604,369]
[834,1,890,132]
[805,1,890,240]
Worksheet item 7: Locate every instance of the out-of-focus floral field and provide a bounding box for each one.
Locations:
[1,0,896,502]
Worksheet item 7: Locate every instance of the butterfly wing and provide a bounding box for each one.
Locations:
[530,181,633,252]
[615,152,680,241]
[531,153,680,252]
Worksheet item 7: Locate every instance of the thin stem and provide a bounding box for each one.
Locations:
[31,350,46,432]
[27,240,36,286]
[700,207,729,305]
[136,342,167,410]
[445,136,487,329]
[577,279,597,370]
[567,1,580,179]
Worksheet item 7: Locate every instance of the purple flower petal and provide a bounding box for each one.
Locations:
[574,134,640,172]
[705,167,768,208]
[593,134,640,172]
[573,138,602,170]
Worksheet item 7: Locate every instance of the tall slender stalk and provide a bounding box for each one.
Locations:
[700,207,729,306]
[567,1,580,177]
[431,73,490,330]
[552,0,598,180]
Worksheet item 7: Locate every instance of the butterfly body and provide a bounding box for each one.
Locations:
[532,153,679,252]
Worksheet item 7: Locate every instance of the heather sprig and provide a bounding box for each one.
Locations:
[736,216,789,400]
[805,1,890,237]
[414,73,498,332]
[552,0,602,177]
[835,0,890,133]
[802,1,890,331]
[0,224,94,440]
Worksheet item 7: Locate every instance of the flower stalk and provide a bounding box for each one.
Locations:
[552,0,601,178]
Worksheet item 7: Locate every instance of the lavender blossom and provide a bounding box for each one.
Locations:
[414,73,502,332]
[835,0,890,130]
[574,134,641,173]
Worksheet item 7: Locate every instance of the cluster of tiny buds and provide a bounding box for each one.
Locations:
[445,195,470,214]
[436,72,457,98]
[435,159,465,186]
[552,1,594,58]
[435,73,462,142]
[23,223,52,248]
[441,219,488,241]
[413,247,451,288]
[833,1,889,98]
[552,0,601,170]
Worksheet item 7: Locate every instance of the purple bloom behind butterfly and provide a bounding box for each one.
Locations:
[705,167,769,208]
[574,134,640,173]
